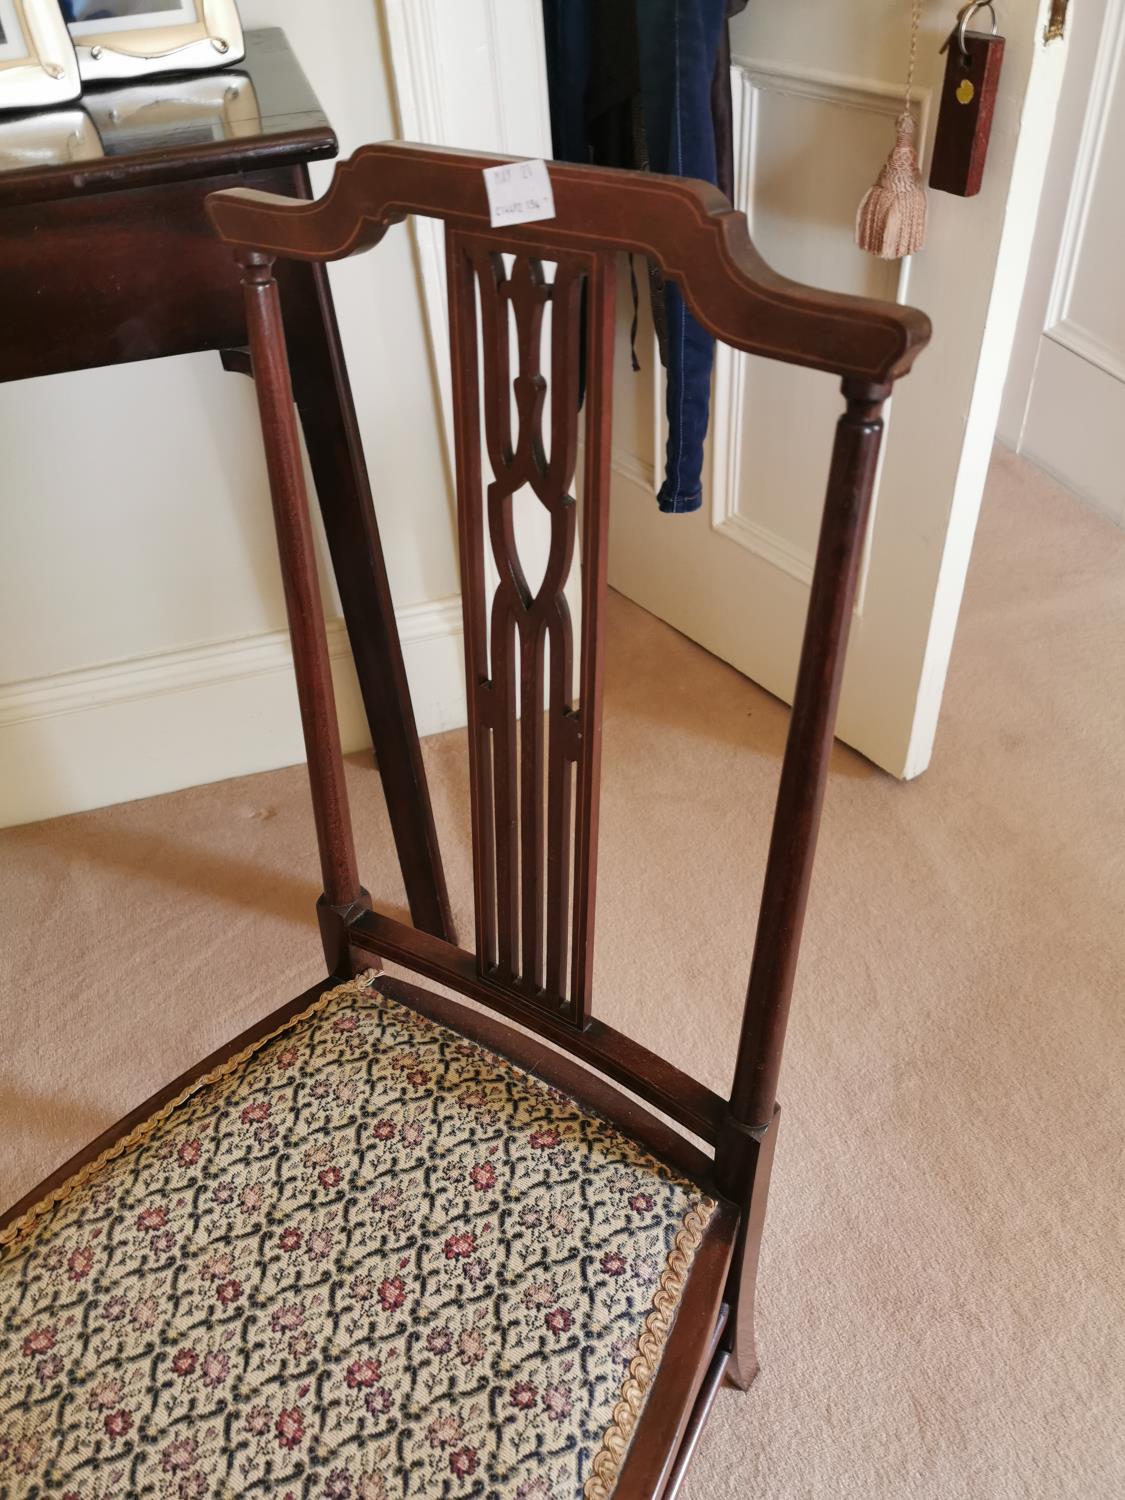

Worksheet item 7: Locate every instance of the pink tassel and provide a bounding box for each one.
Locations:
[856,110,927,260]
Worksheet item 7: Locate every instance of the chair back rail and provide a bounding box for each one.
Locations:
[208,139,930,1162]
[209,141,929,383]
[347,906,724,1144]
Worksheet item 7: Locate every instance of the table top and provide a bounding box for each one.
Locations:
[0,29,337,209]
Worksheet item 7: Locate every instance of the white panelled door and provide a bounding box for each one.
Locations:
[608,2,1069,778]
[1003,0,1125,526]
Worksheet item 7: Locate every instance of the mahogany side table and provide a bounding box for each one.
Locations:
[0,28,452,941]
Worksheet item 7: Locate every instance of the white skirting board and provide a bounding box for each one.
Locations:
[0,598,466,829]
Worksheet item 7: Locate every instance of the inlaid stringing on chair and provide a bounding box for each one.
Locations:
[0,145,929,1498]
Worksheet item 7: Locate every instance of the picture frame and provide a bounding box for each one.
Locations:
[59,0,245,84]
[0,0,81,111]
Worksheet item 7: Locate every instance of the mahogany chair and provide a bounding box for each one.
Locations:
[0,144,929,1498]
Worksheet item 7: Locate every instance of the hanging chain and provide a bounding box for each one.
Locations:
[905,0,923,105]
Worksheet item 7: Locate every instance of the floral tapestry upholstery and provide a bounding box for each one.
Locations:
[0,973,715,1499]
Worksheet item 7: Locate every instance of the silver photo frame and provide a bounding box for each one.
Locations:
[0,0,81,111]
[60,0,245,84]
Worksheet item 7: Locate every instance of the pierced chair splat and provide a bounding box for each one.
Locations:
[0,142,930,1500]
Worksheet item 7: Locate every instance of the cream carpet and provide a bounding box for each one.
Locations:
[2,447,1123,1498]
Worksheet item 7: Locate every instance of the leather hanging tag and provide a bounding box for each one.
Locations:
[929,29,1005,197]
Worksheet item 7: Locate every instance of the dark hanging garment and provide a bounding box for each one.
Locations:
[542,0,747,514]
[541,0,592,168]
[634,0,728,513]
[587,1,643,170]
[542,0,640,171]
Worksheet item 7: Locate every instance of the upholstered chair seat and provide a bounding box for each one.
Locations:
[0,974,714,1499]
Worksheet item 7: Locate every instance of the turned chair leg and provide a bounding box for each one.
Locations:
[719,1104,781,1390]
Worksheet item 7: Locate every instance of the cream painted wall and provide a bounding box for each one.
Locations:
[0,1,465,827]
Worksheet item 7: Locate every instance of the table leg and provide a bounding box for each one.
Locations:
[236,257,454,943]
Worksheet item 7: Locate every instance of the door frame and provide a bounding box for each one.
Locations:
[999,0,1118,457]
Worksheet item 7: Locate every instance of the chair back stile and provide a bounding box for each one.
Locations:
[238,250,363,923]
[726,386,887,1136]
[210,141,930,1390]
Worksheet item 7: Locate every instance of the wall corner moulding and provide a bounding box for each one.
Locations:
[0,598,466,829]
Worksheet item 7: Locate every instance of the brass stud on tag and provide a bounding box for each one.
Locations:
[956,78,975,104]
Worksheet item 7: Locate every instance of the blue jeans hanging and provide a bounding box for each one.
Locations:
[541,0,731,513]
[637,0,728,514]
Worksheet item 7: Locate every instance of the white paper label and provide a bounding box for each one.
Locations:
[482,160,556,228]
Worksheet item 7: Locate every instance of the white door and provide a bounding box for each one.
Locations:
[1001,0,1125,527]
[608,2,1070,778]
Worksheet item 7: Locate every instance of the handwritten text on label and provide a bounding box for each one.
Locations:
[482,160,556,229]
